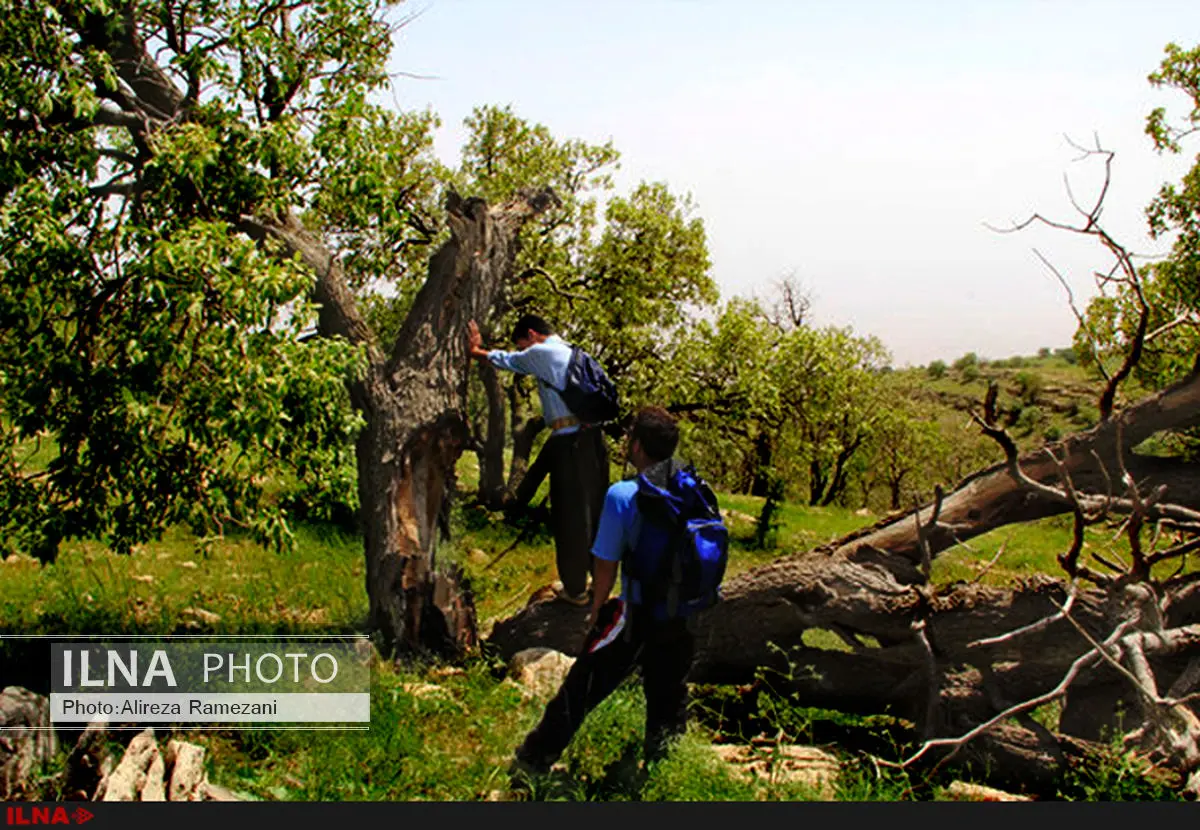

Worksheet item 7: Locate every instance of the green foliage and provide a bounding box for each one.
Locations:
[1074,42,1200,398]
[1057,739,1183,801]
[926,360,948,379]
[1014,405,1045,436]
[666,295,889,508]
[1014,370,1044,404]
[639,735,760,801]
[1054,346,1079,365]
[449,105,722,499]
[0,0,457,559]
[1073,402,1101,428]
[952,352,979,372]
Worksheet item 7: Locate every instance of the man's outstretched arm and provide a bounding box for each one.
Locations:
[467,319,541,375]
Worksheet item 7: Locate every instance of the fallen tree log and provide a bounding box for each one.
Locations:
[487,363,1200,783]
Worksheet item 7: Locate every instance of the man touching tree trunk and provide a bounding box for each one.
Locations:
[467,315,610,605]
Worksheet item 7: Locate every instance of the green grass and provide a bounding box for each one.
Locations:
[3,443,1185,802]
[0,523,365,636]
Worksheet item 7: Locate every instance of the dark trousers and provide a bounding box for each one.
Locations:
[517,427,609,597]
[515,601,695,769]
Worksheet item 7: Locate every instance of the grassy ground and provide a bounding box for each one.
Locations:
[1,408,1183,801]
[907,353,1152,449]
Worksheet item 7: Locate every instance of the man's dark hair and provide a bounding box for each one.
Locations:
[511,314,553,343]
[631,406,679,462]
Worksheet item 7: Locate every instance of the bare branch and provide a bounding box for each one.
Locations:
[516,267,588,307]
[237,213,378,354]
[967,581,1079,648]
[1146,311,1200,344]
[969,539,1009,585]
[1032,248,1111,385]
[912,617,940,740]
[901,618,1136,768]
[913,487,943,582]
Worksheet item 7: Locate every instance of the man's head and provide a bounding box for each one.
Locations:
[511,314,553,350]
[628,406,679,470]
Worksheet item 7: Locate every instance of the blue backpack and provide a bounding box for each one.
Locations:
[556,346,620,425]
[624,462,729,619]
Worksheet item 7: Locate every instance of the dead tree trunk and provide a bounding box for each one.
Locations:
[247,192,559,657]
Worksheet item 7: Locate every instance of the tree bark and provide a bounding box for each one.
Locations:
[303,190,559,657]
[506,381,545,499]
[818,431,863,507]
[245,197,561,657]
[750,433,773,498]
[475,361,508,508]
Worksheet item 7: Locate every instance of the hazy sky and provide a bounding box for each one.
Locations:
[383,1,1200,367]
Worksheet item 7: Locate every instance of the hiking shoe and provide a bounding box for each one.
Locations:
[552,583,591,606]
[507,756,551,796]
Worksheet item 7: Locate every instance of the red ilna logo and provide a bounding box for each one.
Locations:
[4,807,94,825]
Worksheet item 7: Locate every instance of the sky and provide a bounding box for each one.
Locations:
[381,0,1200,367]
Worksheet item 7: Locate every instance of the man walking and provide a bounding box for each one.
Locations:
[509,406,705,780]
[467,314,610,606]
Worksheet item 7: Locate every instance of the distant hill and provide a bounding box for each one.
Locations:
[901,349,1146,451]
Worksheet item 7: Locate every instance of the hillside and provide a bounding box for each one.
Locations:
[902,350,1144,449]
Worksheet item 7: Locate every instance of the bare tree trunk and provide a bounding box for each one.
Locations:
[818,434,862,507]
[889,471,904,510]
[247,192,560,657]
[750,433,773,498]
[475,361,508,508]
[506,381,544,498]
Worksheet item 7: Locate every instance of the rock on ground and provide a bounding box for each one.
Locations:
[509,648,576,699]
[64,722,112,801]
[164,740,207,802]
[0,687,58,800]
[96,729,161,802]
[944,781,1034,802]
[710,743,841,799]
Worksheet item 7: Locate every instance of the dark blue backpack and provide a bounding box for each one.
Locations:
[624,463,729,619]
[556,345,620,425]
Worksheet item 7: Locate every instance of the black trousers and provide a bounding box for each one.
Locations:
[515,600,695,770]
[516,427,609,597]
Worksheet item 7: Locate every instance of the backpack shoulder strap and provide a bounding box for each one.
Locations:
[550,344,582,393]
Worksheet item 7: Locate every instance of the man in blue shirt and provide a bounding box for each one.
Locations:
[467,314,610,605]
[509,406,696,781]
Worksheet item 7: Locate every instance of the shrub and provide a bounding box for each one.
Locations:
[1073,404,1101,428]
[926,360,948,380]
[1016,405,1045,435]
[1014,370,1043,404]
[952,352,979,372]
[1054,346,1079,365]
